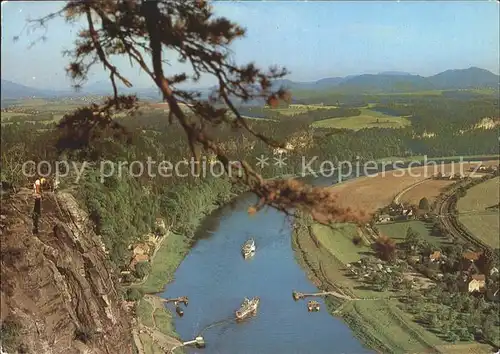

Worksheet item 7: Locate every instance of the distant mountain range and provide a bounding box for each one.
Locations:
[273,67,499,93]
[2,67,498,100]
[1,80,70,99]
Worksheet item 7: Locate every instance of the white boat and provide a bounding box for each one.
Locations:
[307,300,320,312]
[241,238,256,258]
[235,296,260,320]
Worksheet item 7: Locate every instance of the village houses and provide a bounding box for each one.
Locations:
[468,274,486,293]
[429,251,441,262]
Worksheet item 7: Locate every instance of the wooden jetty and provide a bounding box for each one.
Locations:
[169,336,205,353]
[161,296,189,306]
[182,336,205,348]
[292,290,353,301]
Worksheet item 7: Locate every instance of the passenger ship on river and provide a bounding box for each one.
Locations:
[235,296,260,320]
[241,238,256,258]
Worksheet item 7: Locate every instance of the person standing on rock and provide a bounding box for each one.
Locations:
[32,177,46,234]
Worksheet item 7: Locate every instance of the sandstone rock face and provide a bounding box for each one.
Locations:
[0,189,133,354]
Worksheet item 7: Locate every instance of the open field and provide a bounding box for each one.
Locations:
[458,214,499,249]
[375,154,500,163]
[342,299,444,354]
[269,104,338,116]
[311,108,411,130]
[4,99,85,112]
[458,177,500,212]
[291,88,499,101]
[137,299,155,327]
[329,160,499,216]
[0,111,31,120]
[399,179,455,205]
[138,333,162,353]
[377,220,450,248]
[376,88,498,96]
[434,343,495,354]
[312,223,370,265]
[457,177,500,249]
[375,90,446,96]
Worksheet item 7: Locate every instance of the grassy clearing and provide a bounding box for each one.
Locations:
[269,104,338,116]
[0,112,32,120]
[465,88,500,95]
[434,342,495,354]
[138,232,189,294]
[312,223,369,264]
[459,214,499,249]
[373,89,497,96]
[376,90,445,96]
[458,177,500,212]
[343,299,444,354]
[457,177,500,248]
[137,299,155,327]
[311,108,411,130]
[5,98,49,107]
[377,220,450,248]
[153,307,176,336]
[4,98,87,113]
[138,333,163,353]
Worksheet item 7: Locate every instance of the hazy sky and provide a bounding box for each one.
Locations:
[2,1,499,90]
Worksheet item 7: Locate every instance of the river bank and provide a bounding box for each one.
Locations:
[292,217,446,353]
[132,180,240,354]
[292,217,497,354]
[291,158,499,354]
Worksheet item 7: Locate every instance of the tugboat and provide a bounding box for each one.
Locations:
[235,296,260,320]
[307,300,320,312]
[241,238,256,258]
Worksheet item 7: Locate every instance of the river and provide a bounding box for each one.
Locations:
[162,169,374,353]
[162,157,496,353]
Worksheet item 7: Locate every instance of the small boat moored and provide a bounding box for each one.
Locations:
[307,300,320,312]
[241,238,256,258]
[235,296,260,320]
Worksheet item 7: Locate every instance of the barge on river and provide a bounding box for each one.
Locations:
[241,238,256,258]
[235,296,260,320]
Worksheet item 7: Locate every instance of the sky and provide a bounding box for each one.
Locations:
[1,1,499,90]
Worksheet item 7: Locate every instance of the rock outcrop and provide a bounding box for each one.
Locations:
[0,189,134,353]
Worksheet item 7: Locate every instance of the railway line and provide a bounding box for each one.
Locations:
[436,187,490,251]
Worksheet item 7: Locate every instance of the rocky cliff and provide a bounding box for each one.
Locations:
[0,189,134,353]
